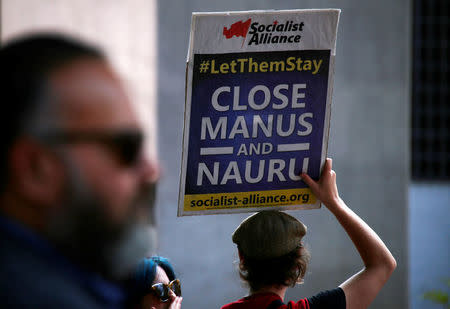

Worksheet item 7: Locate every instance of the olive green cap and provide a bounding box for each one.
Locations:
[232,210,307,259]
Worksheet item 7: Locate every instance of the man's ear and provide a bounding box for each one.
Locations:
[8,138,64,207]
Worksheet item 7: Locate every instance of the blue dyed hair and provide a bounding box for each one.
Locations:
[134,256,177,297]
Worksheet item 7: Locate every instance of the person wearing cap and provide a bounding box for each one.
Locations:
[131,256,182,309]
[221,158,397,309]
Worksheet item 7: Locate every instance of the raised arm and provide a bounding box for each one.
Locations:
[301,158,396,309]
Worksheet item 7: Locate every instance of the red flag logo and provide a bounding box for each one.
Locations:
[223,18,252,39]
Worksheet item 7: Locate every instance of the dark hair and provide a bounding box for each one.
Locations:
[238,245,310,292]
[0,33,104,191]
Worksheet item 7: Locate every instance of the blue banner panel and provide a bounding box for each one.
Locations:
[185,50,330,196]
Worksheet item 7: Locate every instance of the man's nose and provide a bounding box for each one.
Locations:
[133,156,159,224]
[137,156,161,185]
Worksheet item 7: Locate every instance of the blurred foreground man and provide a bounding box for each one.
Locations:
[0,34,159,308]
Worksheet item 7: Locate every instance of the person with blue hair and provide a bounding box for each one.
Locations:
[132,256,182,309]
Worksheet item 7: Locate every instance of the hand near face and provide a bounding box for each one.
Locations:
[168,290,182,309]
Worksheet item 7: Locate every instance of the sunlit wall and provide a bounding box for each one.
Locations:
[1,0,158,160]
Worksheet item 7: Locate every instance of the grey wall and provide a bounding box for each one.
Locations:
[156,1,410,308]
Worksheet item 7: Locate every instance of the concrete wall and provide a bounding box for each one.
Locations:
[156,1,410,308]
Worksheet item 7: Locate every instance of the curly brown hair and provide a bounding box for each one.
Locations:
[238,245,310,292]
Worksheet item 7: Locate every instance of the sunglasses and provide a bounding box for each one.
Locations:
[36,129,144,166]
[151,279,182,302]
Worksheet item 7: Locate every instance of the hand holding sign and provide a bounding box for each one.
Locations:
[301,158,340,208]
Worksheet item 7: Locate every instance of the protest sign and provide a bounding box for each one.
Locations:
[179,9,340,216]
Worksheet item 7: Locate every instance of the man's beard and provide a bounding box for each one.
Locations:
[45,155,156,281]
